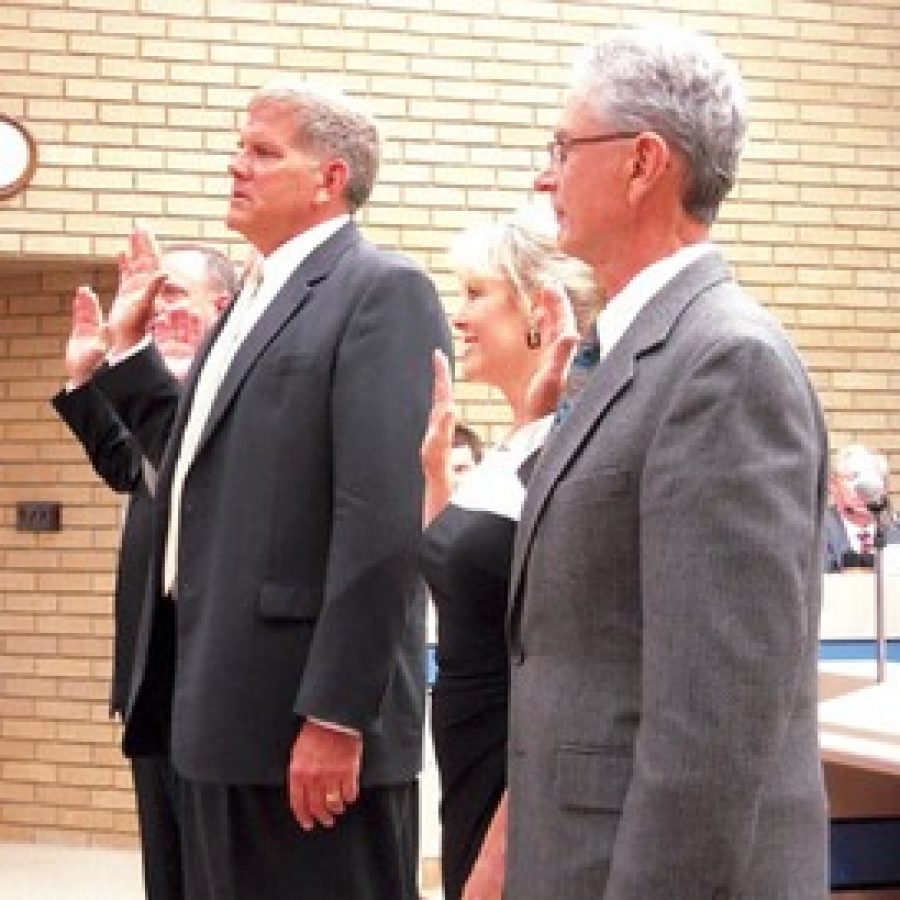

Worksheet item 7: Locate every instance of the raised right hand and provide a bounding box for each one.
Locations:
[65,285,108,386]
[420,348,456,527]
[106,225,166,354]
[523,284,579,419]
[421,348,456,482]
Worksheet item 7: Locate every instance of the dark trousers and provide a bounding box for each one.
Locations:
[131,755,183,900]
[176,776,419,900]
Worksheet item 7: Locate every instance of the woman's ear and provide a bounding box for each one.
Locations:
[532,282,576,344]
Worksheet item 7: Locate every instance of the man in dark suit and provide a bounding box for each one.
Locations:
[92,82,451,899]
[824,443,899,572]
[51,244,235,900]
[506,27,829,899]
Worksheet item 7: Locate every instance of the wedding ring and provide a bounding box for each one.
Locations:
[325,791,341,804]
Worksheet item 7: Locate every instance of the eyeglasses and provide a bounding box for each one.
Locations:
[546,131,640,167]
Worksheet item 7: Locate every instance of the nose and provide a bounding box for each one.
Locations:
[450,310,466,333]
[228,149,249,179]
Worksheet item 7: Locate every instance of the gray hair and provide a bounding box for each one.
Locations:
[450,204,599,332]
[571,27,747,225]
[164,243,238,298]
[833,444,889,481]
[251,80,380,212]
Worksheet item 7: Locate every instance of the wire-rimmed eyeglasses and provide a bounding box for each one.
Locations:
[546,131,640,167]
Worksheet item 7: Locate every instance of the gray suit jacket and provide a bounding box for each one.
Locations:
[506,251,829,900]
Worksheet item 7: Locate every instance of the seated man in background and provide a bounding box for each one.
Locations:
[824,443,899,572]
[51,232,235,900]
[449,422,484,487]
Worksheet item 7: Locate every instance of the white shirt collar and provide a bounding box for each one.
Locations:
[594,242,715,357]
[259,214,350,300]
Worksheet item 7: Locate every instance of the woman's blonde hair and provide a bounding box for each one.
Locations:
[449,204,599,331]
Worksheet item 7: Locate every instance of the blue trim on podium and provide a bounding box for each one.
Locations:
[819,639,900,662]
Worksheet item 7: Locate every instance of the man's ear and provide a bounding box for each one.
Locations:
[626,132,672,204]
[214,292,231,314]
[316,158,350,204]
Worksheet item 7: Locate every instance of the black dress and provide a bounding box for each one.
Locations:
[419,418,550,900]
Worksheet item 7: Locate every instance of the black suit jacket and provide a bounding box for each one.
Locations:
[52,383,152,722]
[95,221,452,787]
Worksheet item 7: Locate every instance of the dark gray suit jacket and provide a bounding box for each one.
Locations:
[506,251,829,899]
[95,221,452,787]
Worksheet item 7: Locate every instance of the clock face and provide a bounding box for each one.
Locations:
[0,115,37,199]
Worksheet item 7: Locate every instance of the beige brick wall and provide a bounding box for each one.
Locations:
[1,0,898,847]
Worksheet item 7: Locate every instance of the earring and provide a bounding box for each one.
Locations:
[525,324,541,349]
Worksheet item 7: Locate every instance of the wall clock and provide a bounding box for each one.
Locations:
[0,114,38,200]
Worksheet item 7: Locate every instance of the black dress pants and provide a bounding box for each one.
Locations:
[131,754,183,900]
[176,775,419,900]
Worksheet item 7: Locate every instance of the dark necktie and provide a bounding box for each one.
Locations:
[555,325,603,424]
[859,528,874,554]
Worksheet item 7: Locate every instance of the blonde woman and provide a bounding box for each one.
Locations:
[420,207,597,900]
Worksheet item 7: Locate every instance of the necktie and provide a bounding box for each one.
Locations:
[162,269,263,595]
[858,527,874,555]
[555,325,603,424]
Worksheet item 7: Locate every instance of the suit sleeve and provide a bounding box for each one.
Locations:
[52,382,143,494]
[91,344,182,469]
[294,262,452,732]
[603,334,826,898]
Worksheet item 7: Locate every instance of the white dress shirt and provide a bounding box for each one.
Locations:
[594,241,714,358]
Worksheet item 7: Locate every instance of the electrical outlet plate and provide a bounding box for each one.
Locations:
[16,501,62,533]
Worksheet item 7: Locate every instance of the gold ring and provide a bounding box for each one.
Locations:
[325,791,341,804]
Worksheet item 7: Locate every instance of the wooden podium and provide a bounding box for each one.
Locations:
[820,574,900,898]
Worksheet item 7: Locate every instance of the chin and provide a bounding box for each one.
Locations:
[457,354,481,383]
[225,208,251,239]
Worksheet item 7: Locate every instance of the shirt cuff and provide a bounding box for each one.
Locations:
[107,334,152,366]
[307,716,361,738]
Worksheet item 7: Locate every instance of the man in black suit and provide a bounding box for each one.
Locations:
[51,243,235,900]
[92,81,451,899]
[824,443,899,572]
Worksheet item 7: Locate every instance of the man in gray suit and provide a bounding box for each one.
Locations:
[506,27,829,899]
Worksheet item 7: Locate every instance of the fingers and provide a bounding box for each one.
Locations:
[130,223,162,272]
[432,347,453,407]
[119,224,161,277]
[287,722,362,832]
[71,285,102,330]
[550,330,579,376]
[540,281,578,344]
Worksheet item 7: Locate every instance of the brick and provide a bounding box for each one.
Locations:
[68,34,137,57]
[100,57,166,81]
[0,30,66,52]
[302,27,368,51]
[98,13,167,37]
[20,233,92,256]
[211,42,276,66]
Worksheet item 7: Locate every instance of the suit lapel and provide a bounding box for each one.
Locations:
[508,251,733,620]
[193,221,360,459]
